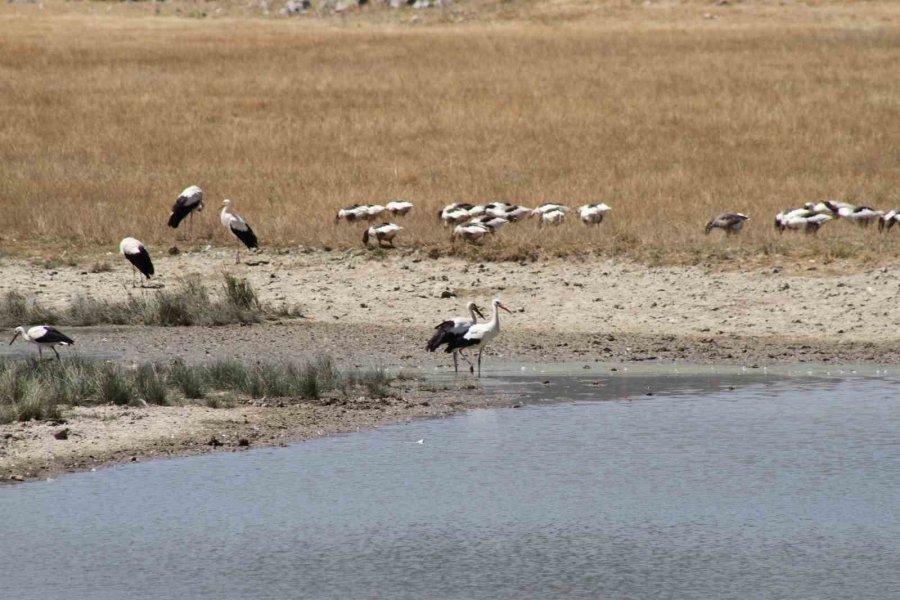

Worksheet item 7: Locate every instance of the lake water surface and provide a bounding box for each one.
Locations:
[2,368,899,599]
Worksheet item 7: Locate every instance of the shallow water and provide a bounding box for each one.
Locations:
[2,370,900,599]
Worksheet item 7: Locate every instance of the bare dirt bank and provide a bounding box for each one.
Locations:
[1,380,501,484]
[3,250,899,483]
[3,249,899,352]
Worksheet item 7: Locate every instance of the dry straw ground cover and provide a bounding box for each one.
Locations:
[1,1,898,265]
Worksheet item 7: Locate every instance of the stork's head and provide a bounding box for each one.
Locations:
[9,326,25,345]
[222,199,232,209]
[492,299,513,314]
[467,302,485,320]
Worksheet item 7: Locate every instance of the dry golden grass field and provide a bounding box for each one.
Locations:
[1,0,898,265]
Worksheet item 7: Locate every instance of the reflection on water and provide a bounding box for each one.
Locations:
[2,372,899,599]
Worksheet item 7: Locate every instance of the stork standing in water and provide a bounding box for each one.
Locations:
[441,298,512,376]
[120,237,155,287]
[426,301,485,373]
[363,223,402,248]
[167,185,204,234]
[9,325,74,361]
[220,199,259,263]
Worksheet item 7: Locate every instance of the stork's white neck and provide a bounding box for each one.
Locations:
[489,303,501,331]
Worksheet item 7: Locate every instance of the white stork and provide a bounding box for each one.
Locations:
[365,204,386,221]
[842,206,882,227]
[469,215,510,232]
[220,199,259,263]
[119,237,155,287]
[578,203,611,225]
[386,201,414,217]
[363,223,402,248]
[775,209,832,234]
[484,202,511,218]
[440,298,512,376]
[9,325,74,361]
[803,202,834,215]
[167,185,204,231]
[439,203,475,226]
[451,223,492,243]
[502,205,533,222]
[538,209,566,227]
[426,301,486,373]
[335,204,369,224]
[705,212,749,235]
[531,203,567,216]
[879,209,900,231]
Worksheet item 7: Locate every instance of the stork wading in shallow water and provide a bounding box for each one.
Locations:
[426,301,486,373]
[120,237,155,287]
[220,199,259,264]
[9,326,74,361]
[363,223,402,248]
[167,185,204,234]
[441,298,512,376]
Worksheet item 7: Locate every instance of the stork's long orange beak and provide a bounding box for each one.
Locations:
[474,305,486,320]
[499,303,513,314]
[9,332,20,345]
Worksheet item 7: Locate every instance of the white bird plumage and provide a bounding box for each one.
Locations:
[119,237,155,287]
[578,203,611,225]
[386,201,414,217]
[426,301,486,373]
[168,185,204,231]
[221,199,259,263]
[440,298,512,376]
[452,223,492,243]
[9,325,75,360]
[363,223,402,248]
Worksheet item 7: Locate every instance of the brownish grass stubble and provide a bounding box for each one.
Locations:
[1,6,898,265]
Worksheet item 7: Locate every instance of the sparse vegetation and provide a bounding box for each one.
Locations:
[0,275,301,327]
[89,261,113,274]
[0,356,398,424]
[0,5,897,265]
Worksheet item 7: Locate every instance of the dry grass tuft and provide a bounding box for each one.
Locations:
[0,4,898,265]
[0,274,302,327]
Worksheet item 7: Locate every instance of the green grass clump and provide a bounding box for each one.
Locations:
[135,364,168,405]
[168,360,206,399]
[0,355,397,424]
[96,364,133,406]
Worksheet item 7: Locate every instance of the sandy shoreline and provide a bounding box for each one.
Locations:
[0,378,505,484]
[2,250,899,483]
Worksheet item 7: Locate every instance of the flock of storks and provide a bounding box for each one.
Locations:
[10,188,896,374]
[9,186,515,374]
